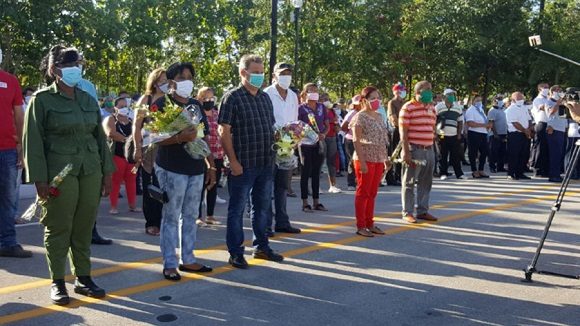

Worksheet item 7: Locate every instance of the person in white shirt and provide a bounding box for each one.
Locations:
[565,89,580,179]
[465,96,490,178]
[530,83,551,177]
[263,62,301,235]
[505,92,533,180]
[545,85,568,182]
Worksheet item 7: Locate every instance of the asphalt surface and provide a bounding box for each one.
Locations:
[1,171,579,325]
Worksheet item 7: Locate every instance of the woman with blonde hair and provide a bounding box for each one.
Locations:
[133,68,168,236]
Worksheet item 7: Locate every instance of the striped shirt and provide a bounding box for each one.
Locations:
[399,100,436,146]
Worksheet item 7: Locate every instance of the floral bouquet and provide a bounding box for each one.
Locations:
[137,98,210,160]
[19,164,73,223]
[390,142,427,167]
[273,121,318,169]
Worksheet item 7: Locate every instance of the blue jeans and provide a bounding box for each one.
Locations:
[227,166,273,256]
[547,131,565,179]
[155,165,204,269]
[269,166,291,229]
[0,149,18,248]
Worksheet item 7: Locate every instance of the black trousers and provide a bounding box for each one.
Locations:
[345,139,356,187]
[489,135,507,171]
[439,135,464,177]
[508,132,529,177]
[198,158,224,218]
[300,144,324,200]
[530,122,549,176]
[386,127,401,183]
[468,131,489,172]
[142,168,163,228]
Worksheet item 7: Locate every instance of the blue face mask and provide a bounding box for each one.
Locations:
[247,72,264,89]
[59,66,82,87]
[474,102,483,110]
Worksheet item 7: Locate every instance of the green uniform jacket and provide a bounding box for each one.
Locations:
[23,82,115,183]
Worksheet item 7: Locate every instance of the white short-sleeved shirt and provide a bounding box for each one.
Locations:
[505,104,531,133]
[465,105,488,134]
[264,84,299,128]
[568,122,580,138]
[531,96,550,123]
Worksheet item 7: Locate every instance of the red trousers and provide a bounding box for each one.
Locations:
[354,161,384,229]
[110,155,137,208]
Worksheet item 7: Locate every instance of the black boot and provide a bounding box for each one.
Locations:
[50,279,70,305]
[92,224,113,245]
[74,276,106,298]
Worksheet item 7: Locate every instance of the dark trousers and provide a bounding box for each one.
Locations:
[345,139,356,187]
[268,166,291,229]
[547,131,565,179]
[300,145,324,200]
[439,135,464,177]
[198,159,224,218]
[508,132,528,177]
[468,131,488,172]
[530,122,549,176]
[489,135,507,171]
[386,127,402,183]
[142,168,163,228]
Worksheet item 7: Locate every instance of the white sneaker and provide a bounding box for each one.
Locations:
[440,175,448,181]
[328,186,342,194]
[216,196,227,204]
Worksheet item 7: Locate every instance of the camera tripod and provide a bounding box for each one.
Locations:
[523,139,580,282]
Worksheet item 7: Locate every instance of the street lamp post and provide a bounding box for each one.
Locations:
[269,0,278,84]
[293,0,303,86]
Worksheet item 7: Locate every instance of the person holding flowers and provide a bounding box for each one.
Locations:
[298,83,329,212]
[23,45,115,305]
[350,86,392,237]
[150,62,215,281]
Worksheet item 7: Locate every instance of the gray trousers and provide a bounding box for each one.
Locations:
[401,145,435,216]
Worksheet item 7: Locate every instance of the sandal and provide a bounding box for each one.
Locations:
[146,226,160,236]
[314,203,328,211]
[163,269,181,281]
[302,204,313,213]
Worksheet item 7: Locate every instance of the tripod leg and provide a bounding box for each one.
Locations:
[524,143,580,282]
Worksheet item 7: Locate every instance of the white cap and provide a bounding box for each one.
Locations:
[443,88,455,96]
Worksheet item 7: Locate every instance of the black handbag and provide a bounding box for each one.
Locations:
[148,184,169,204]
[124,135,137,164]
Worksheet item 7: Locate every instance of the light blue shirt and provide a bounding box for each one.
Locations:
[546,99,568,132]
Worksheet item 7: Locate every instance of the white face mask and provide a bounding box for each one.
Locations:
[276,75,292,90]
[516,99,525,106]
[400,91,407,98]
[117,107,131,117]
[323,101,332,109]
[124,98,132,107]
[540,88,549,97]
[307,93,319,101]
[175,80,194,98]
[158,83,169,94]
[552,92,562,101]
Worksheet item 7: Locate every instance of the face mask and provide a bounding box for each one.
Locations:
[541,88,549,97]
[419,90,433,104]
[175,80,194,98]
[474,102,483,110]
[58,66,82,87]
[369,99,380,111]
[105,101,114,109]
[202,101,214,111]
[247,72,264,89]
[117,107,131,117]
[552,92,562,101]
[496,100,503,108]
[516,100,525,106]
[399,91,406,99]
[125,98,132,107]
[277,75,292,90]
[446,95,456,103]
[323,101,333,109]
[158,83,169,94]
[307,93,319,101]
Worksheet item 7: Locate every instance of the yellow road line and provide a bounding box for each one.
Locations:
[0,187,572,324]
[0,185,554,297]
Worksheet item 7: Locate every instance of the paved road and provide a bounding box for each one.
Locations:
[1,173,579,325]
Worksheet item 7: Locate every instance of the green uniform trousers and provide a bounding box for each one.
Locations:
[41,170,103,280]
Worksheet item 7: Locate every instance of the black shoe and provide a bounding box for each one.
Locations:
[265,228,275,238]
[517,174,531,180]
[50,279,70,305]
[253,249,284,262]
[74,276,106,298]
[229,255,249,269]
[490,168,497,173]
[91,235,113,245]
[549,177,563,183]
[0,244,33,258]
[275,226,301,234]
[178,264,213,273]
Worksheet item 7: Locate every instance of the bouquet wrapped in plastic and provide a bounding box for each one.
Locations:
[273,121,319,169]
[390,142,427,167]
[20,164,73,223]
[136,98,211,160]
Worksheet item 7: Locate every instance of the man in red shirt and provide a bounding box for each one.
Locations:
[399,81,439,224]
[0,48,32,258]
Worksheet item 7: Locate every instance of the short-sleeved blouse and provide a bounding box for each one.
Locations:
[349,112,389,163]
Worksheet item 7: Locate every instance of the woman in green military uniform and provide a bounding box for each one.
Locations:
[23,45,115,305]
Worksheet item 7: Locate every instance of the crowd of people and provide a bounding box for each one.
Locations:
[1,44,580,306]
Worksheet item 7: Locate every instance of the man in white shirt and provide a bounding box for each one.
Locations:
[465,96,490,178]
[264,63,301,236]
[505,92,533,180]
[530,83,551,177]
